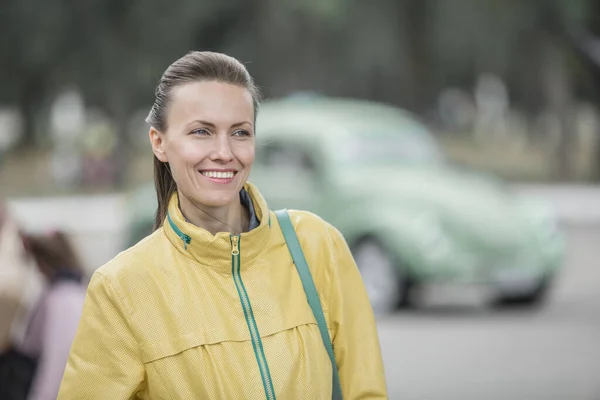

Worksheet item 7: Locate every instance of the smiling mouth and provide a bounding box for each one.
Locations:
[200,170,237,179]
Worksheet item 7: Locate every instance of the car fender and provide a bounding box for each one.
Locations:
[331,202,434,276]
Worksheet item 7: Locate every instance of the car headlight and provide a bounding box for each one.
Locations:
[518,198,561,240]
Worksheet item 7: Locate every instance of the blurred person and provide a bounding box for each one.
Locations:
[18,230,86,400]
[0,202,44,400]
[58,51,387,399]
[0,203,24,353]
[81,121,118,186]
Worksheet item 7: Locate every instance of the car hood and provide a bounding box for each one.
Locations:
[337,164,535,249]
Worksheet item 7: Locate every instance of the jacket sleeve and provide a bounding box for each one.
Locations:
[327,226,388,399]
[57,272,145,399]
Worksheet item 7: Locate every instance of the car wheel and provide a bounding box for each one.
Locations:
[492,276,552,308]
[352,239,411,314]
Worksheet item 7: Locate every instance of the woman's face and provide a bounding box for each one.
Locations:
[150,81,255,209]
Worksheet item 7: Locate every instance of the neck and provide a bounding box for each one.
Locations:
[177,191,249,236]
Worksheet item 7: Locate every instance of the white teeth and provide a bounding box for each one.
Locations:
[202,171,235,179]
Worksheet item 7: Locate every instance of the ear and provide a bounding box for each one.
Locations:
[149,127,168,162]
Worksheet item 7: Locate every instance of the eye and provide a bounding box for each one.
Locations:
[232,130,251,137]
[191,128,210,136]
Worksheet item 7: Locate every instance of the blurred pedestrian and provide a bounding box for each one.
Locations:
[18,230,86,400]
[0,202,44,400]
[58,51,387,399]
[0,203,24,353]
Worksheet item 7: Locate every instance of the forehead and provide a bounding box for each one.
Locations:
[167,81,254,128]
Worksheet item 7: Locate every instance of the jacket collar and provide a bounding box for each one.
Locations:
[163,182,273,272]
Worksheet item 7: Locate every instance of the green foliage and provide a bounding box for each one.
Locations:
[0,0,597,151]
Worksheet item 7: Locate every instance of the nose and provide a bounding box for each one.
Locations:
[209,134,234,162]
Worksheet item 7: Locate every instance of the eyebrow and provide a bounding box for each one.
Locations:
[187,120,253,129]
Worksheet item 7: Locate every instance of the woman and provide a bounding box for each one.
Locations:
[0,202,28,355]
[58,51,388,399]
[0,203,44,400]
[19,230,87,400]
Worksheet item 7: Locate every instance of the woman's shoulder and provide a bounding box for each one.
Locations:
[283,209,332,232]
[277,209,346,249]
[93,228,166,285]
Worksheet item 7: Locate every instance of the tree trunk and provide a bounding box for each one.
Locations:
[540,36,574,181]
[402,0,432,114]
[103,103,133,190]
[586,2,600,181]
[15,77,45,149]
[104,84,132,189]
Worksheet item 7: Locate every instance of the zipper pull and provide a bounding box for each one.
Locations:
[183,234,191,250]
[231,235,240,256]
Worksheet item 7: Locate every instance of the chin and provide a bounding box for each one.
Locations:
[194,192,239,208]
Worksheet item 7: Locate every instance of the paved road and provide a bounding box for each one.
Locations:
[376,225,600,400]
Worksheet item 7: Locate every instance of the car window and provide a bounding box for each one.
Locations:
[258,142,317,172]
[339,134,443,165]
[329,122,445,167]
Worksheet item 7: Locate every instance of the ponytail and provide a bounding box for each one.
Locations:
[153,157,177,230]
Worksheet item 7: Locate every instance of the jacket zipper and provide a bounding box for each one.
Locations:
[167,212,191,250]
[231,235,276,400]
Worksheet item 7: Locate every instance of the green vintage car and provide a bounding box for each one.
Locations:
[125,96,565,313]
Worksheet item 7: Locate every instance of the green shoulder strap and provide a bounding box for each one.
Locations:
[274,209,343,400]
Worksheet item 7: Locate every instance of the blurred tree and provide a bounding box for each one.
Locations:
[560,0,600,179]
[0,0,599,183]
[583,0,600,180]
[535,0,577,181]
[0,0,73,148]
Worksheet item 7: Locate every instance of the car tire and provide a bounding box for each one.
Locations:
[352,238,413,314]
[492,276,552,308]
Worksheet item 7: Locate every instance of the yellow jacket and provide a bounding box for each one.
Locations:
[58,183,388,399]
